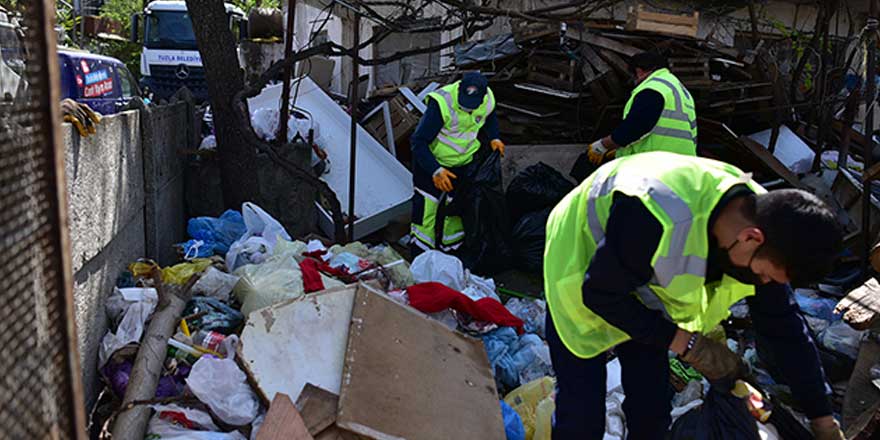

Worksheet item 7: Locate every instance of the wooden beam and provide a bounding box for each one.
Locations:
[836,278,880,331]
[296,384,339,436]
[257,393,314,440]
[738,135,803,188]
[865,161,880,183]
[564,28,641,57]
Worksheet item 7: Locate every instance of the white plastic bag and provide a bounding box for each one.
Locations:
[186,357,260,426]
[147,404,246,439]
[192,267,241,302]
[99,287,158,367]
[411,250,467,290]
[226,202,292,272]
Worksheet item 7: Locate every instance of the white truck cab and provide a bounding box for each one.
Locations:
[131,0,246,102]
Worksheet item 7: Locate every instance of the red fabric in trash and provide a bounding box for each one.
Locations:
[406,282,524,333]
[301,250,353,279]
[299,259,325,293]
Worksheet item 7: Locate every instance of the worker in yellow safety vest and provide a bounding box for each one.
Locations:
[544,152,845,440]
[408,72,504,255]
[585,52,697,165]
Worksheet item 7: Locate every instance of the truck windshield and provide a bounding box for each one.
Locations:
[144,11,198,50]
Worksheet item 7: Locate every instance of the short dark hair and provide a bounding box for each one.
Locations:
[628,51,669,73]
[747,189,843,286]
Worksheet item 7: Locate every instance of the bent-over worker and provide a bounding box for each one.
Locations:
[586,52,697,165]
[544,152,844,440]
[409,72,504,255]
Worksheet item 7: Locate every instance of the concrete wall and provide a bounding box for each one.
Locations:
[64,100,194,410]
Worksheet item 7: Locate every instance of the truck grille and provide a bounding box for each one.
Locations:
[146,64,208,100]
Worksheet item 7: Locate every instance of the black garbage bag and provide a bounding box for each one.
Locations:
[569,152,598,183]
[669,381,760,440]
[510,207,551,274]
[506,162,574,223]
[446,152,512,275]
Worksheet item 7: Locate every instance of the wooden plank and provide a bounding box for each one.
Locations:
[598,49,630,75]
[836,278,880,330]
[632,21,698,38]
[737,136,803,188]
[564,28,641,57]
[336,284,505,440]
[296,384,339,436]
[256,393,315,440]
[634,9,698,26]
[580,44,610,75]
[865,161,880,183]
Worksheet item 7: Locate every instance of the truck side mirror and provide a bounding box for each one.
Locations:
[130,13,140,43]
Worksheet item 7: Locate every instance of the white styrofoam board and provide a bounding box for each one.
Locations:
[240,286,356,403]
[747,125,816,174]
[248,78,413,239]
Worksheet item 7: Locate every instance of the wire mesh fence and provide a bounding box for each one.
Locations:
[0,2,85,439]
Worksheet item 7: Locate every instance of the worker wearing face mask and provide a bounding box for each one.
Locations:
[544,152,845,440]
[585,51,697,165]
[408,72,504,255]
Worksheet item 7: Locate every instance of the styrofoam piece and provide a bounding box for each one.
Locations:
[240,286,356,403]
[747,126,816,174]
[247,78,413,239]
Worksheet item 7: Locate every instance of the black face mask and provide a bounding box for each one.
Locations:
[717,239,764,285]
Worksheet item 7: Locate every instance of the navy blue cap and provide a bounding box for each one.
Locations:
[458,72,488,110]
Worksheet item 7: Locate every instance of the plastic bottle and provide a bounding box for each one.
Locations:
[192,330,227,353]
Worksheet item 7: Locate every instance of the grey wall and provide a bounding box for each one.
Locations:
[64,100,193,410]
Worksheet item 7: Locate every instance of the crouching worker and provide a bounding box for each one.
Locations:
[544,152,845,440]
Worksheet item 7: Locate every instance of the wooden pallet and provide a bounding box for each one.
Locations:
[625,5,699,39]
[669,57,710,86]
[361,94,420,155]
[527,55,578,91]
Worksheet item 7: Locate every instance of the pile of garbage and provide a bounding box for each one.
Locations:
[94,200,553,439]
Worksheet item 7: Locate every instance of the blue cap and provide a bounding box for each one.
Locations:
[458,72,488,110]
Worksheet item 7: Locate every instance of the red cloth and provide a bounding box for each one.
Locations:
[299,259,325,293]
[406,282,524,333]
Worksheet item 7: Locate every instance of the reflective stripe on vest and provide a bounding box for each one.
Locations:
[544,152,765,359]
[426,82,494,168]
[618,69,697,158]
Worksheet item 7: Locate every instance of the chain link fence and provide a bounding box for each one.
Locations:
[0,2,85,439]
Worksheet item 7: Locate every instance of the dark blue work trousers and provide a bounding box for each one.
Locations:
[546,312,673,440]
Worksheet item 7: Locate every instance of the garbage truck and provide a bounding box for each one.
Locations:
[131,0,246,102]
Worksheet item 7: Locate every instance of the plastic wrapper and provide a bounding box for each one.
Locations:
[99,287,158,367]
[504,376,555,440]
[226,202,292,272]
[163,259,213,285]
[505,298,546,339]
[191,267,241,302]
[820,321,864,359]
[147,404,247,439]
[505,162,574,223]
[606,391,626,439]
[233,253,343,316]
[186,357,260,426]
[411,250,500,301]
[184,297,245,334]
[502,400,526,440]
[185,210,246,256]
[101,359,189,399]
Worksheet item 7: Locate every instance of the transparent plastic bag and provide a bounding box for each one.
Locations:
[147,404,247,439]
[226,202,292,272]
[192,267,241,302]
[505,298,546,338]
[185,357,259,426]
[233,253,343,316]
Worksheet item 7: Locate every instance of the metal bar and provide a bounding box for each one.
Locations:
[34,0,87,437]
[864,0,877,279]
[400,87,426,113]
[278,0,297,145]
[381,102,396,156]
[347,12,360,243]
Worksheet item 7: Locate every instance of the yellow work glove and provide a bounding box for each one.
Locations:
[61,98,102,137]
[490,138,505,156]
[810,418,845,440]
[432,167,457,193]
[587,140,609,165]
[680,333,748,382]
